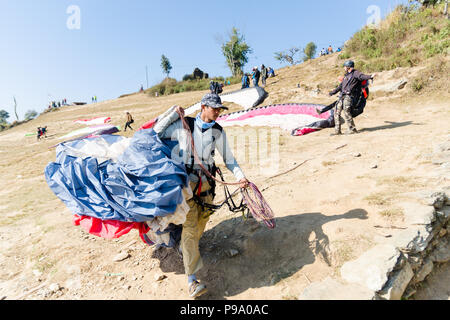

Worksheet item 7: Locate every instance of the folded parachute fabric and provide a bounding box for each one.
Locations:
[45,129,193,247]
[74,116,111,126]
[59,124,119,140]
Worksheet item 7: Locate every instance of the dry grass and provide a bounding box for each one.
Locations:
[377,206,405,221]
[364,192,393,206]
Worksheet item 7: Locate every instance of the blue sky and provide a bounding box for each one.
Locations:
[0,0,408,120]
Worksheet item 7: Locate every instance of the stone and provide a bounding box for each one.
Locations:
[353,153,362,157]
[298,277,374,300]
[378,262,414,300]
[443,186,450,205]
[48,283,61,293]
[113,251,130,262]
[398,202,435,225]
[427,192,446,209]
[154,273,166,281]
[227,249,239,257]
[340,244,400,291]
[371,164,378,169]
[370,79,408,93]
[390,225,432,253]
[414,260,434,283]
[430,241,450,263]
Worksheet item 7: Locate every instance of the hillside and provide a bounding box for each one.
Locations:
[0,6,449,301]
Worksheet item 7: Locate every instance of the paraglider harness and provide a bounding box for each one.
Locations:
[184,116,249,219]
[320,79,371,117]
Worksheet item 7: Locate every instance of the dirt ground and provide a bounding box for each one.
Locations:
[0,53,449,300]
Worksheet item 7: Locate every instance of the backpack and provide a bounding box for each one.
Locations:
[351,80,370,117]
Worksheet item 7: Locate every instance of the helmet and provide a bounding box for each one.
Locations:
[343,60,354,68]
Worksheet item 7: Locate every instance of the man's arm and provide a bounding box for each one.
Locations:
[215,130,246,183]
[329,83,342,96]
[355,71,374,81]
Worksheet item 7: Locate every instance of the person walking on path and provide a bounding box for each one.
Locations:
[124,111,134,132]
[329,60,375,135]
[153,93,249,298]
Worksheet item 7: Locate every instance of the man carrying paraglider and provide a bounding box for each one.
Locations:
[329,60,375,135]
[153,93,249,298]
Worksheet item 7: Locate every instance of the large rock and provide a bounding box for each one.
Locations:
[298,277,374,300]
[398,202,436,225]
[378,261,414,300]
[370,79,408,93]
[340,244,400,291]
[430,240,450,263]
[414,259,434,283]
[390,225,432,253]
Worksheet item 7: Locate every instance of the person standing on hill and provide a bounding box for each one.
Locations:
[124,111,134,132]
[251,67,260,87]
[241,73,250,89]
[260,64,268,87]
[329,60,375,135]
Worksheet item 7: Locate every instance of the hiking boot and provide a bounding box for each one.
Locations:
[189,280,207,298]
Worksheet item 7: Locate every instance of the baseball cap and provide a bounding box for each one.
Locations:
[201,93,228,110]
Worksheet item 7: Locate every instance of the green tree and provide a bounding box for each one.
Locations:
[274,47,301,65]
[0,110,9,123]
[160,54,172,78]
[303,42,317,62]
[24,109,38,121]
[221,27,252,77]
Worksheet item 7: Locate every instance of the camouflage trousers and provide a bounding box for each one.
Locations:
[334,95,356,134]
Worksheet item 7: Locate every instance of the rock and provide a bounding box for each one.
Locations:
[430,241,450,263]
[353,153,362,158]
[391,225,432,253]
[113,251,130,262]
[32,269,43,277]
[154,273,167,281]
[370,79,408,93]
[340,244,400,291]
[378,262,414,300]
[298,277,374,300]
[48,283,61,293]
[371,164,378,169]
[398,202,436,225]
[227,249,239,257]
[428,192,446,209]
[414,260,434,283]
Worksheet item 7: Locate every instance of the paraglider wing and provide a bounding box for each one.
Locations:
[217,103,332,133]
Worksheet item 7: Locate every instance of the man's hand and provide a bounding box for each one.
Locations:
[175,106,185,118]
[239,178,249,189]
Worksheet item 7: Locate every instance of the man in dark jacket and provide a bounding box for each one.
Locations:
[329,60,375,135]
[260,64,268,87]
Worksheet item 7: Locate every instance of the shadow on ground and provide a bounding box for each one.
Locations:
[360,121,423,132]
[153,208,368,299]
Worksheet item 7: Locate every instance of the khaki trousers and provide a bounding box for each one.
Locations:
[181,181,213,275]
